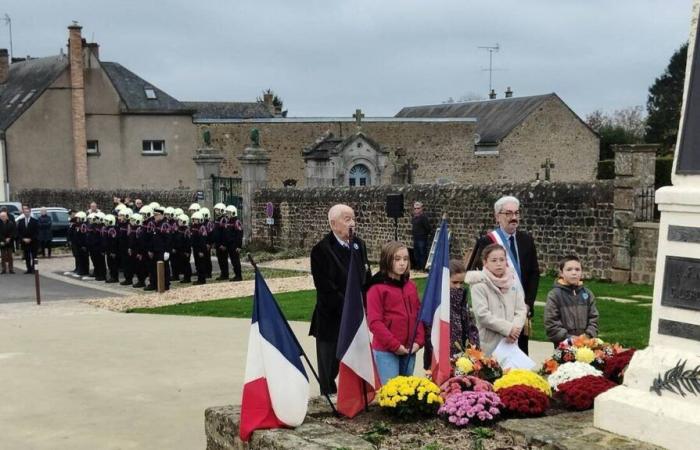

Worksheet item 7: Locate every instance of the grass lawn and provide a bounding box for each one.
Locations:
[130,275,653,348]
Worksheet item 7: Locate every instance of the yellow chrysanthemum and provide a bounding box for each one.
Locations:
[456,357,474,374]
[575,347,595,364]
[493,369,552,397]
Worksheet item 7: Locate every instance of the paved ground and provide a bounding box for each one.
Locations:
[0,256,553,449]
[0,270,112,303]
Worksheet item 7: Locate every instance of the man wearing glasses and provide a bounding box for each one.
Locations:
[468,195,540,355]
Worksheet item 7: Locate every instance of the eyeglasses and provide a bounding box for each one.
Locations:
[499,210,521,218]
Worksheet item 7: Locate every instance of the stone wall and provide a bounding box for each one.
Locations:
[251,181,615,279]
[630,222,659,285]
[15,188,197,212]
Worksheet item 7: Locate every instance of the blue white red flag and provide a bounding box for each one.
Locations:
[239,271,309,441]
[335,242,380,418]
[419,220,451,386]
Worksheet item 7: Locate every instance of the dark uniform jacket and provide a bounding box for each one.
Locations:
[0,219,16,249]
[16,215,39,249]
[224,217,243,249]
[309,232,372,341]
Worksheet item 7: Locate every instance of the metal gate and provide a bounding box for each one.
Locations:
[211,175,243,215]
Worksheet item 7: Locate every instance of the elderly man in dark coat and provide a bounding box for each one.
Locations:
[0,211,16,274]
[16,205,39,274]
[310,204,372,396]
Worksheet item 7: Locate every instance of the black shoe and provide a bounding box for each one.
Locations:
[193,280,206,285]
[215,275,228,281]
[143,285,156,291]
[95,277,106,282]
[119,280,132,286]
[180,278,191,284]
[133,282,146,288]
[24,270,34,275]
[9,270,15,274]
[230,276,243,282]
[105,279,118,283]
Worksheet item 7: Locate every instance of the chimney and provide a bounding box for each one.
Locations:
[0,49,8,84]
[68,22,88,189]
[489,89,496,100]
[263,92,274,114]
[505,86,513,98]
[86,42,99,61]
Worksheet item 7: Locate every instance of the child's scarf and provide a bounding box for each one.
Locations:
[484,266,514,293]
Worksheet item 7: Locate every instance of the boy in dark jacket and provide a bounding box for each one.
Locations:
[544,255,599,346]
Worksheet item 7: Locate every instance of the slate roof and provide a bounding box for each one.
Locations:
[303,131,387,160]
[101,62,191,114]
[396,93,569,144]
[183,101,273,120]
[0,55,69,131]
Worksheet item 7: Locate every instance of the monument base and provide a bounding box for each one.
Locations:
[594,344,700,450]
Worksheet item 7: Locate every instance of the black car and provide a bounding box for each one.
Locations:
[31,207,71,247]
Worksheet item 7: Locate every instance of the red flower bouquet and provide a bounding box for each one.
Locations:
[439,375,493,401]
[603,349,636,384]
[497,385,550,417]
[556,375,617,410]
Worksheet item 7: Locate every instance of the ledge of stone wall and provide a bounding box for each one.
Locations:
[15,188,197,212]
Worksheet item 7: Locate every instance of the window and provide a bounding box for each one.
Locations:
[142,140,166,155]
[349,164,370,186]
[144,88,157,99]
[87,140,99,155]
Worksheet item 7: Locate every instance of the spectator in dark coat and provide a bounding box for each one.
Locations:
[411,201,431,270]
[0,211,16,274]
[37,207,53,258]
[16,204,39,274]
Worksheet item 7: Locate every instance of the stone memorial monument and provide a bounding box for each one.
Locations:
[193,127,224,209]
[594,2,700,448]
[238,128,270,243]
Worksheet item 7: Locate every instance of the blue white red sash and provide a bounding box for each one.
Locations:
[487,229,522,290]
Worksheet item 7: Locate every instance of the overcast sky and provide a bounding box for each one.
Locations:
[3,0,694,118]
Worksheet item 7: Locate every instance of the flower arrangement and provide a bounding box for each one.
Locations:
[451,344,503,382]
[548,362,603,391]
[438,391,503,427]
[497,385,550,417]
[377,376,443,418]
[556,375,617,410]
[493,369,552,397]
[540,335,626,375]
[602,349,636,384]
[439,375,493,401]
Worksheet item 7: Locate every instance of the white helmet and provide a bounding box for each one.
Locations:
[164,206,175,218]
[225,205,238,217]
[214,203,226,215]
[139,205,153,218]
[149,202,160,210]
[130,213,143,226]
[200,207,210,220]
[191,211,204,223]
[188,203,201,212]
[95,211,106,224]
[115,203,127,212]
[173,207,184,216]
[75,211,87,222]
[86,212,96,223]
[177,214,190,226]
[104,214,116,226]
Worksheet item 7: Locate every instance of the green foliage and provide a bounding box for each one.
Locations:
[361,421,391,446]
[646,43,688,152]
[597,160,615,180]
[656,156,674,188]
[469,427,494,450]
[587,106,646,161]
[422,442,445,450]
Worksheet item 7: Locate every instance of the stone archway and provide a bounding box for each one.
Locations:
[348,163,370,186]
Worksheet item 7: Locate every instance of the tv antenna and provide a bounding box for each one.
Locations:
[478,43,500,93]
[2,14,12,60]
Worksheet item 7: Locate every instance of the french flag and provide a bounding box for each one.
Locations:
[335,241,380,418]
[420,220,451,386]
[239,270,309,441]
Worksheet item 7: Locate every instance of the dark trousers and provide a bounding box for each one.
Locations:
[148,253,171,290]
[193,251,207,283]
[316,339,339,395]
[70,243,79,272]
[1,247,13,272]
[518,330,529,355]
[106,253,119,281]
[40,240,52,257]
[205,247,213,278]
[22,244,37,273]
[216,246,228,278]
[178,251,192,281]
[77,248,90,276]
[227,245,242,279]
[120,249,133,282]
[89,250,106,280]
[134,254,147,283]
[413,238,428,270]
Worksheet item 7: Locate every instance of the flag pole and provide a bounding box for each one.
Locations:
[247,253,339,416]
[348,228,370,412]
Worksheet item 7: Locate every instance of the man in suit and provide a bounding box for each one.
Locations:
[310,204,372,396]
[468,196,540,355]
[16,204,39,274]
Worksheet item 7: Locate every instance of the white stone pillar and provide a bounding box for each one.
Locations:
[192,147,224,209]
[594,2,700,448]
[238,145,270,244]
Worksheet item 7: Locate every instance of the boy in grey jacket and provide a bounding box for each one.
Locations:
[544,255,599,346]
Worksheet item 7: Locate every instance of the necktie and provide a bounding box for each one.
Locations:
[509,235,519,266]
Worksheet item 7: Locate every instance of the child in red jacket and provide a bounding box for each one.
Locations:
[366,241,424,385]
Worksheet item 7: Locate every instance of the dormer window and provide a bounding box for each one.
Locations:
[144,88,157,99]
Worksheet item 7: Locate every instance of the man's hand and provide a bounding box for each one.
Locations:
[127,249,132,256]
[395,345,409,356]
[218,245,226,251]
[148,251,154,258]
[198,252,204,258]
[163,252,170,261]
[411,343,420,354]
[235,248,241,254]
[22,238,30,244]
[508,326,522,342]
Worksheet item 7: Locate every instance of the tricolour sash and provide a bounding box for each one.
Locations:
[487,229,523,290]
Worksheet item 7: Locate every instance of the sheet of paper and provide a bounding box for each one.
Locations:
[492,338,537,370]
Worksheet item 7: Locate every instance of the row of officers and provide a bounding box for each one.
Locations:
[66,202,243,291]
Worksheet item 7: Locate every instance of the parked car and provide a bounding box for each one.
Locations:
[31,207,71,247]
[0,201,22,219]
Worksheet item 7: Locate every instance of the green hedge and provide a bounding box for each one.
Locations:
[656,157,673,188]
[597,160,615,179]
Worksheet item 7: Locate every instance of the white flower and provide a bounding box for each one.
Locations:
[547,362,602,390]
